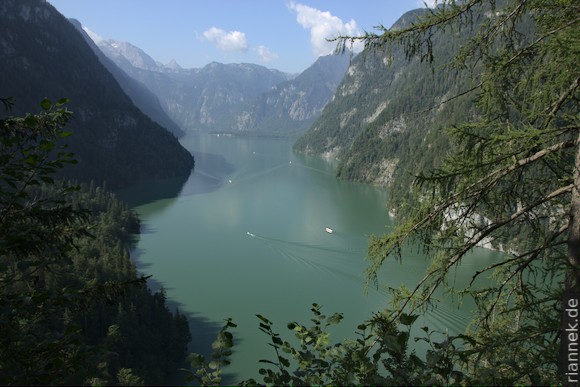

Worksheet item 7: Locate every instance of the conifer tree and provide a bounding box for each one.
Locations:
[1,98,191,384]
[0,97,90,383]
[333,0,579,383]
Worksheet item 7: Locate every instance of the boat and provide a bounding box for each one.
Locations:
[325,227,333,234]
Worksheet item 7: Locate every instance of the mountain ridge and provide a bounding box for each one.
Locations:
[293,7,478,208]
[0,0,194,188]
[88,31,349,136]
[231,53,350,135]
[71,19,185,137]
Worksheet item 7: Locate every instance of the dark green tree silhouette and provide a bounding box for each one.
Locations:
[0,98,192,385]
[335,0,578,383]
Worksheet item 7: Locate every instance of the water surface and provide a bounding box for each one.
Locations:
[120,134,500,382]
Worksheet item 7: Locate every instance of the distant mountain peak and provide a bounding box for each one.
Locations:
[0,0,194,188]
[81,25,105,44]
[80,28,164,72]
[102,39,160,71]
[165,59,182,70]
[81,26,344,135]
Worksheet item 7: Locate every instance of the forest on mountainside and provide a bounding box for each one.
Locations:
[0,0,194,189]
[0,98,191,385]
[1,0,577,384]
[295,5,530,212]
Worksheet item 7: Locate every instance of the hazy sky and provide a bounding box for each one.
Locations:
[47,0,435,74]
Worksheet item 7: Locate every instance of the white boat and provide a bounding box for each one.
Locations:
[325,227,333,234]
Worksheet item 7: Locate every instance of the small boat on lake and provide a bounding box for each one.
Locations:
[325,227,333,234]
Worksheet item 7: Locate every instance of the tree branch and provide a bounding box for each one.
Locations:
[543,77,580,129]
[390,183,573,319]
[469,223,567,287]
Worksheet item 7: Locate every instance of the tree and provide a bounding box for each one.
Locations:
[334,0,579,384]
[0,97,92,383]
[185,2,577,385]
[116,368,145,386]
[188,304,470,385]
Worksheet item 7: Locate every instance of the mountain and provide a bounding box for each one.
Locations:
[93,38,293,133]
[0,0,194,188]
[71,20,185,137]
[88,33,168,73]
[91,35,349,136]
[231,53,350,135]
[294,8,477,207]
[163,61,293,133]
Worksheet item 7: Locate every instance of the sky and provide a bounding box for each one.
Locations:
[46,0,436,74]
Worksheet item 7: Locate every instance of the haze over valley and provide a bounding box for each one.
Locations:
[1,0,576,385]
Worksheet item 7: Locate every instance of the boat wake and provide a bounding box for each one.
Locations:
[246,231,365,283]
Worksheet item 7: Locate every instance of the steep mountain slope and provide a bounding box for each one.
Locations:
[294,8,477,204]
[88,33,170,73]
[95,44,292,133]
[168,62,292,133]
[0,0,194,188]
[71,20,185,137]
[92,36,349,136]
[232,53,350,135]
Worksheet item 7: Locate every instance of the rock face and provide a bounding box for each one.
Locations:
[71,19,185,137]
[100,58,293,133]
[0,0,194,188]
[294,8,476,191]
[91,33,350,136]
[231,53,351,135]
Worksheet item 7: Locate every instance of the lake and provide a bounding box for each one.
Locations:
[118,133,500,383]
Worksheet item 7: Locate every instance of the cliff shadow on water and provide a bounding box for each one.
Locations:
[118,151,239,384]
[115,151,236,208]
[131,246,241,386]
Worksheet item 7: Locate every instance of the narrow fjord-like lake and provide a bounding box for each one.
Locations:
[119,134,500,382]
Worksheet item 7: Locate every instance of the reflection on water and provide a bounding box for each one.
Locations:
[116,150,236,208]
[116,172,191,209]
[126,134,499,383]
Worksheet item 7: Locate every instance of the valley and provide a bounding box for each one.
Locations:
[1,0,576,384]
[119,133,500,383]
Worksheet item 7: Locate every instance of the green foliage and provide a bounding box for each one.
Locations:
[294,6,475,192]
[0,97,90,384]
[332,0,577,384]
[245,306,348,386]
[188,305,478,386]
[183,318,237,386]
[116,368,144,386]
[0,99,192,385]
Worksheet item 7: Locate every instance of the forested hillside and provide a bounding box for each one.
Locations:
[0,99,191,385]
[0,0,194,189]
[0,1,196,383]
[294,8,480,208]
